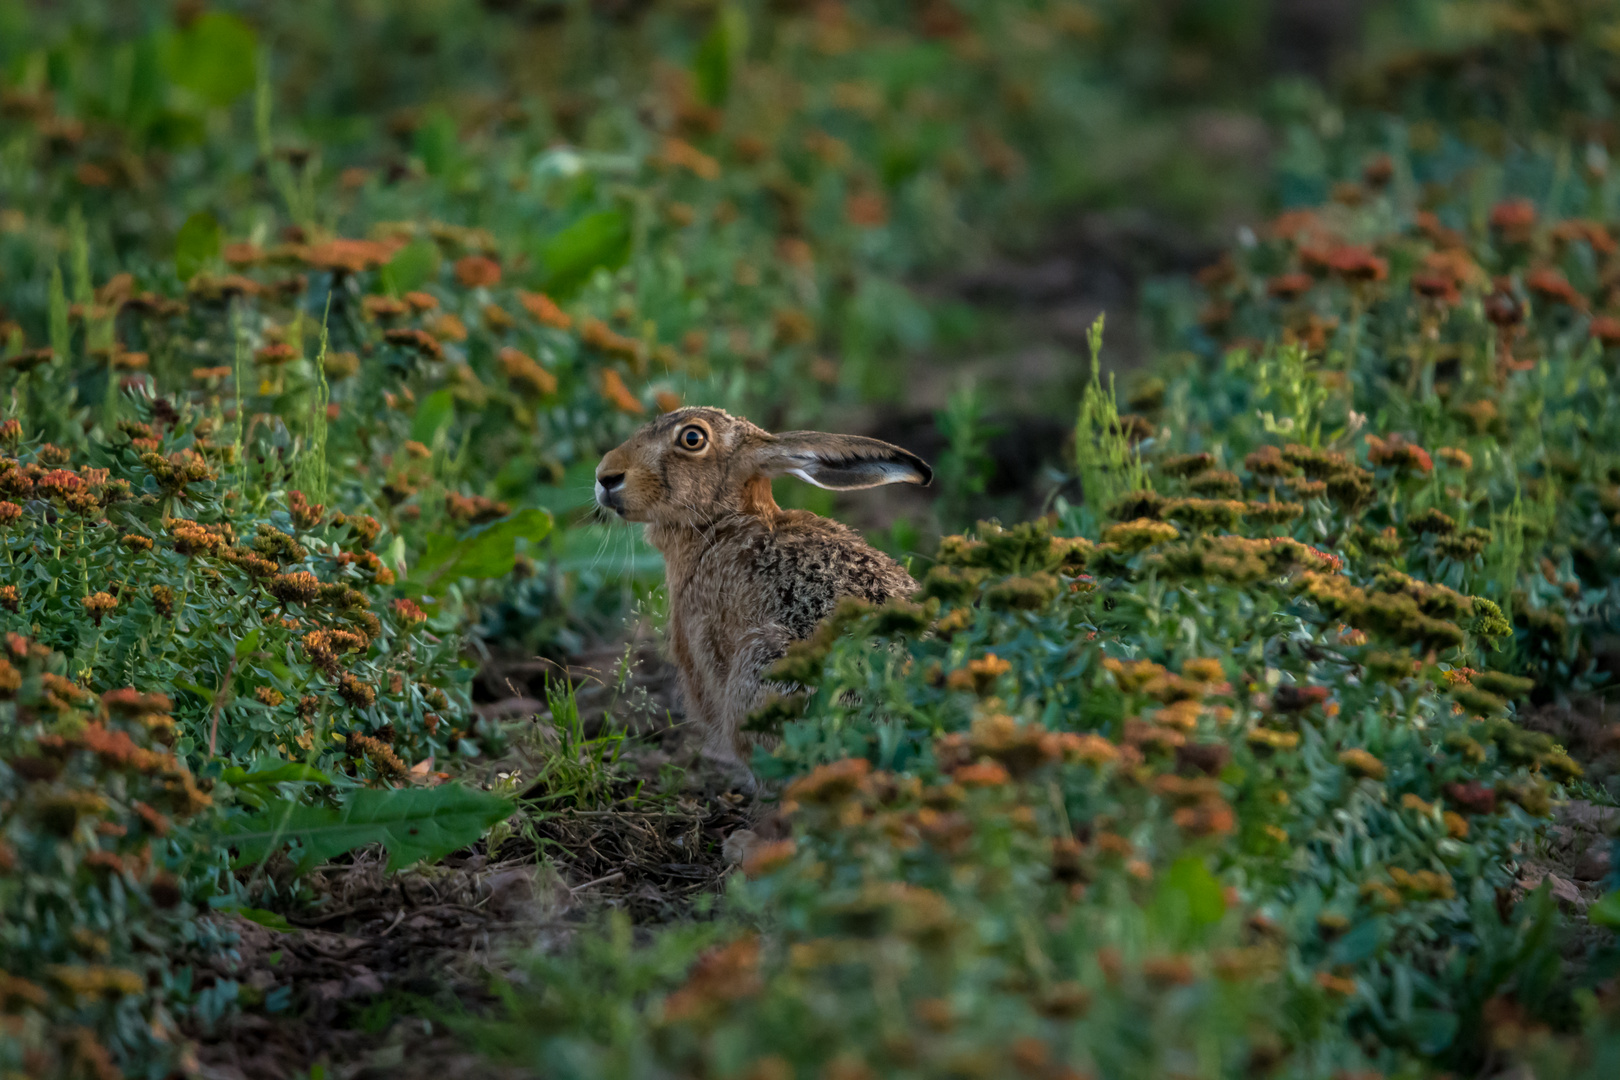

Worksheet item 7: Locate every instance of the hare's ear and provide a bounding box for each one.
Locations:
[757,432,932,491]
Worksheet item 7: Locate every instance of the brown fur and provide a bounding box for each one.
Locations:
[596,407,929,765]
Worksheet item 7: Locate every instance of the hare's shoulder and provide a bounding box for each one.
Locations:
[706,510,915,639]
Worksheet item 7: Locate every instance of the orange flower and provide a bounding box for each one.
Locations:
[581,318,645,364]
[784,757,872,806]
[453,254,501,288]
[1267,272,1314,299]
[1526,266,1587,310]
[496,347,558,397]
[741,838,796,878]
[952,760,1010,787]
[1315,971,1357,996]
[599,368,645,414]
[517,290,573,330]
[1324,245,1388,283]
[303,237,404,274]
[845,190,889,228]
[1338,748,1386,781]
[943,653,1011,695]
[1411,273,1460,305]
[1436,446,1472,471]
[1365,433,1432,474]
[1590,315,1620,347]
[223,242,263,267]
[429,313,468,342]
[1552,218,1618,255]
[658,136,721,180]
[80,592,118,625]
[655,390,683,413]
[383,327,443,359]
[362,295,408,320]
[403,290,439,312]
[255,343,298,365]
[1489,198,1537,240]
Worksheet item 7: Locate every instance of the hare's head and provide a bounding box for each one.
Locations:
[595,407,931,527]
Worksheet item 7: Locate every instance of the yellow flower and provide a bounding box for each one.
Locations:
[1338,748,1387,781]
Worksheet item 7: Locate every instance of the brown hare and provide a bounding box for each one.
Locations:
[595,406,931,772]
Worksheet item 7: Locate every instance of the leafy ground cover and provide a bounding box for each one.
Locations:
[3,0,1620,1078]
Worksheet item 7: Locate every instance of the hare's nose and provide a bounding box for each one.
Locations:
[595,471,626,513]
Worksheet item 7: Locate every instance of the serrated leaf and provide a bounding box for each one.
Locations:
[403,508,553,594]
[226,783,513,873]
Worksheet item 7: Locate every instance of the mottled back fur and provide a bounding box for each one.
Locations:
[595,407,931,765]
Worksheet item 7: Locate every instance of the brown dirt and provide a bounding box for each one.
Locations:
[189,628,761,1079]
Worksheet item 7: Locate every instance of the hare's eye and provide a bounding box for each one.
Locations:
[678,426,708,451]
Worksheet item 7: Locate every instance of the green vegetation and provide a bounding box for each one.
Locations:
[2,0,1620,1077]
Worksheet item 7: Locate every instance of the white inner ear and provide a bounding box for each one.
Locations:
[786,466,835,490]
[785,460,920,490]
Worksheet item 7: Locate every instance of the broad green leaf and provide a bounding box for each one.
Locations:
[693,5,748,107]
[226,783,513,872]
[174,211,222,282]
[405,508,553,594]
[537,209,631,298]
[1156,855,1225,929]
[554,522,664,579]
[379,239,440,295]
[162,12,258,107]
[1591,889,1620,927]
[220,762,331,787]
[411,388,456,444]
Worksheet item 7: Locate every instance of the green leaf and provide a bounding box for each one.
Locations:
[226,783,513,873]
[378,239,440,295]
[234,627,262,660]
[1157,855,1226,929]
[1327,917,1384,967]
[405,508,553,594]
[537,209,631,299]
[1406,1008,1458,1055]
[692,6,748,107]
[174,678,215,704]
[162,12,258,107]
[232,907,294,932]
[414,108,459,177]
[175,211,222,282]
[1591,889,1620,928]
[220,762,332,787]
[554,522,664,579]
[411,388,456,445]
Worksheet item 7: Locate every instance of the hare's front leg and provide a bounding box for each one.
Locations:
[705,622,791,770]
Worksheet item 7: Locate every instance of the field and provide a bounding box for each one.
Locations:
[2,1,1620,1077]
